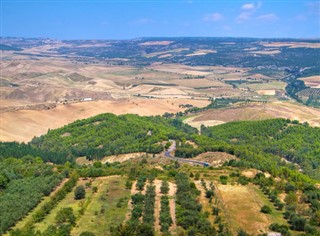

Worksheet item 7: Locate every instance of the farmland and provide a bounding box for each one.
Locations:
[1,37,320,236]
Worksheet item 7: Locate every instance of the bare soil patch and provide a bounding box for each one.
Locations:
[192,152,237,167]
[168,182,177,233]
[184,116,226,130]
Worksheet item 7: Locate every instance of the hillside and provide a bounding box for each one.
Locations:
[1,114,320,236]
[30,113,197,159]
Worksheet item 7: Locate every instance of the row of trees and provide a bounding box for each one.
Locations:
[0,175,62,234]
[159,181,172,233]
[9,173,78,236]
[175,173,216,235]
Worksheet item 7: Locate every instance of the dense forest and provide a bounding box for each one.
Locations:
[174,119,320,181]
[29,113,196,160]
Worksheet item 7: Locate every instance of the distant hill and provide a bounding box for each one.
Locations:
[0,44,22,51]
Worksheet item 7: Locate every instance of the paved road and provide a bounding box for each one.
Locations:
[164,140,210,167]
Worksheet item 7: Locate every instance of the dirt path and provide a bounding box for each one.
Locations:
[124,180,137,221]
[168,181,177,233]
[49,178,69,196]
[153,180,162,233]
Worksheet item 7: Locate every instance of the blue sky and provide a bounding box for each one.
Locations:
[1,0,320,39]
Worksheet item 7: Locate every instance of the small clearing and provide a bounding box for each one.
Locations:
[192,152,237,167]
[217,184,274,235]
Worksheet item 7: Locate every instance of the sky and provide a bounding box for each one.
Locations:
[1,0,320,39]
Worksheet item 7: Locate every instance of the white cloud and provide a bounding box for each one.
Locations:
[241,2,262,11]
[257,13,279,21]
[203,13,223,22]
[237,1,262,23]
[242,3,255,10]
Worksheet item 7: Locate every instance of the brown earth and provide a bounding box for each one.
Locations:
[0,98,209,142]
[300,76,320,88]
[187,101,320,129]
[168,182,177,233]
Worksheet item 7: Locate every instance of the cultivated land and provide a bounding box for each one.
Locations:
[2,37,320,142]
[185,101,320,129]
[1,37,320,236]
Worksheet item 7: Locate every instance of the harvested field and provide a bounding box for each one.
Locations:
[186,50,217,56]
[256,89,276,96]
[138,41,174,46]
[300,75,320,88]
[187,101,320,128]
[0,98,209,142]
[248,50,281,55]
[261,42,320,48]
[184,116,226,130]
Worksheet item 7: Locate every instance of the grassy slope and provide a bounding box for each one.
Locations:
[33,178,92,232]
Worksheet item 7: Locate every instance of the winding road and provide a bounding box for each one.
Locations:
[164,140,210,167]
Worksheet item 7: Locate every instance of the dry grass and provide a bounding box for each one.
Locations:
[217,184,272,235]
